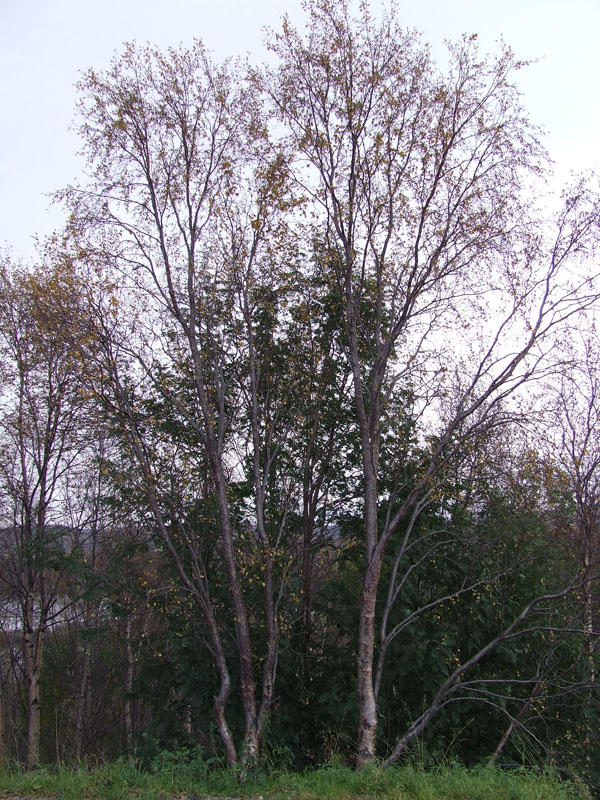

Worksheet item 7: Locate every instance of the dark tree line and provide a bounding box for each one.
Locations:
[1,0,600,781]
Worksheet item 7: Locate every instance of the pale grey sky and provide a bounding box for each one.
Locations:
[1,0,598,260]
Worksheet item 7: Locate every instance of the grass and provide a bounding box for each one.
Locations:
[0,759,592,800]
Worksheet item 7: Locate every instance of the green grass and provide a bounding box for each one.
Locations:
[0,760,592,800]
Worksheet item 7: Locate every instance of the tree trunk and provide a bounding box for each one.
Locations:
[213,469,259,767]
[74,638,91,761]
[301,491,315,656]
[583,547,595,682]
[23,606,42,769]
[183,705,192,736]
[490,705,528,763]
[189,337,259,764]
[353,359,382,768]
[356,560,382,767]
[124,616,134,753]
[115,385,239,766]
[0,679,5,765]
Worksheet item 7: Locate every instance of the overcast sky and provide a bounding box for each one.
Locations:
[1,0,598,261]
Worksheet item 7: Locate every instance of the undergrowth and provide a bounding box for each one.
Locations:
[0,756,592,800]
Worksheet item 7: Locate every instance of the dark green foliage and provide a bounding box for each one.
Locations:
[40,623,127,762]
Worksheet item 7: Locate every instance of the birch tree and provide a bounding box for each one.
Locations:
[0,256,90,767]
[64,42,302,768]
[264,0,600,766]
